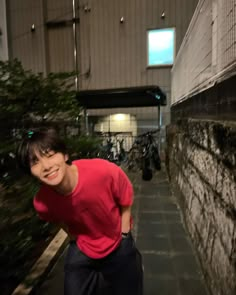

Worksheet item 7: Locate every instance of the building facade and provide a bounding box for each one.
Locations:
[3,0,199,143]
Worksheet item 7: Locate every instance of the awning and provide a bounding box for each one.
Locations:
[76,85,167,109]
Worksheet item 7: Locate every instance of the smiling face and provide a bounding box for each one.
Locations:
[30,149,69,187]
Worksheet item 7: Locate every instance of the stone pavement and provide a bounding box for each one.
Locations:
[36,167,209,295]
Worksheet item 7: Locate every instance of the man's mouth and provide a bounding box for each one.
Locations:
[45,170,59,180]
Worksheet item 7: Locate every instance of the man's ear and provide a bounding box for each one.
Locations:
[65,154,69,162]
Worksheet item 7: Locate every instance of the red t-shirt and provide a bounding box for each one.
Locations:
[33,158,133,259]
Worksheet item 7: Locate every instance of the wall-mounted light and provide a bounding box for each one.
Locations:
[31,24,36,32]
[161,11,165,19]
[120,16,125,23]
[113,114,126,121]
[84,5,91,12]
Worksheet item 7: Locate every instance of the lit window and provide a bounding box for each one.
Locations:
[113,114,126,121]
[147,28,175,67]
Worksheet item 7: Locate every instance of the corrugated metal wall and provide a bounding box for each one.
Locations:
[77,0,199,124]
[6,0,199,126]
[6,0,46,73]
[6,0,198,90]
[45,0,75,73]
[171,0,236,104]
[78,0,198,95]
[6,0,77,73]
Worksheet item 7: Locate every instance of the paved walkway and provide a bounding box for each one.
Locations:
[36,167,209,295]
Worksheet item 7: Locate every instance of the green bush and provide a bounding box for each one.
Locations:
[0,59,82,294]
[67,135,103,159]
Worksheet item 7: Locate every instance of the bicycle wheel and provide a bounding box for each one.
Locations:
[141,157,153,181]
[142,167,153,181]
[127,147,140,171]
[151,146,161,170]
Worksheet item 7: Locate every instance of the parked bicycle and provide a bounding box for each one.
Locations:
[96,132,128,165]
[127,129,161,180]
[116,138,127,163]
[97,133,115,162]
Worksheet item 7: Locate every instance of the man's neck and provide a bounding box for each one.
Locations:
[54,164,78,196]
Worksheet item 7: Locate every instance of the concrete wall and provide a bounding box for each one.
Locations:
[171,0,236,104]
[166,118,236,295]
[168,1,236,294]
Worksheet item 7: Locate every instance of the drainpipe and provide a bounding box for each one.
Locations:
[157,105,161,152]
[72,0,88,134]
[72,0,78,91]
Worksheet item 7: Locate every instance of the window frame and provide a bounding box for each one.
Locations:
[146,27,176,68]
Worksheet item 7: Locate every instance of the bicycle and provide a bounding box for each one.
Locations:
[127,129,161,180]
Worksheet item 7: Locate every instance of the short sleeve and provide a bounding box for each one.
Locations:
[112,164,134,206]
[33,189,56,223]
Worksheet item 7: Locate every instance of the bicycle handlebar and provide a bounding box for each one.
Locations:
[137,129,160,138]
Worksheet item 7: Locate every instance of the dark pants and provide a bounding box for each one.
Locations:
[64,233,143,295]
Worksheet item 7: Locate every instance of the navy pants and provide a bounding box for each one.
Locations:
[64,233,143,295]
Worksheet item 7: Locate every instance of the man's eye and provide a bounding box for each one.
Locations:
[30,159,39,166]
[47,152,56,158]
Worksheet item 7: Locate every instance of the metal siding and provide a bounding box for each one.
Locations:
[7,0,46,73]
[79,0,199,90]
[0,0,9,60]
[169,0,176,26]
[135,0,145,86]
[6,0,199,93]
[45,0,74,73]
[121,0,138,88]
[47,26,74,72]
[46,0,72,21]
[122,0,132,87]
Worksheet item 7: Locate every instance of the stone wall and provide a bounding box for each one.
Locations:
[166,118,236,295]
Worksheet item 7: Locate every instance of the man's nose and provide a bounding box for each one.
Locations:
[41,158,52,170]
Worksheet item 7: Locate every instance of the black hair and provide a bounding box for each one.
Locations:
[16,127,69,175]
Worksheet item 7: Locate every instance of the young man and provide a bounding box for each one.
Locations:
[16,127,143,295]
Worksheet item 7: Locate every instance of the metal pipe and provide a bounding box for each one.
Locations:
[72,0,78,91]
[157,105,161,152]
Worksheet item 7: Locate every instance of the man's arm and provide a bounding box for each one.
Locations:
[120,205,132,233]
